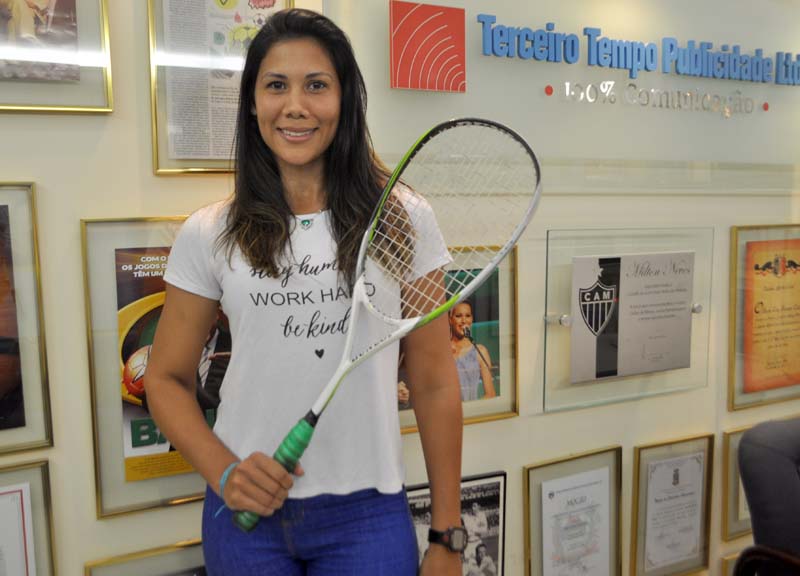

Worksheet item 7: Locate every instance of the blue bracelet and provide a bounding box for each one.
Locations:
[219,461,239,498]
[214,461,239,519]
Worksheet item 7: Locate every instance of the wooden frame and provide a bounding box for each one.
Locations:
[630,434,713,576]
[0,183,51,455]
[85,539,203,576]
[0,0,112,112]
[728,224,800,410]
[523,446,622,576]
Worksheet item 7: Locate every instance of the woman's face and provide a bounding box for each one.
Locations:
[449,303,473,338]
[253,37,341,175]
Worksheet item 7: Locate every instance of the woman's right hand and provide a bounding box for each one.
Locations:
[220,453,304,517]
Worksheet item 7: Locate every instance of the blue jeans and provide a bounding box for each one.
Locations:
[202,486,419,576]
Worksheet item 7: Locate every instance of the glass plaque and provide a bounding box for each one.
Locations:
[544,228,713,412]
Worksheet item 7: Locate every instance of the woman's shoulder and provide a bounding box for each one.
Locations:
[182,199,231,235]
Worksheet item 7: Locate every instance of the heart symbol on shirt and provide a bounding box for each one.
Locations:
[315,349,324,358]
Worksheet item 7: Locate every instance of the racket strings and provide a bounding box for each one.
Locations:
[364,121,539,323]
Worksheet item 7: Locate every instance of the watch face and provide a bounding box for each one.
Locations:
[449,528,467,551]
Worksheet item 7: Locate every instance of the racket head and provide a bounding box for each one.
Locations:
[358,118,541,328]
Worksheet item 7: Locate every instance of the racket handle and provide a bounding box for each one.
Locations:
[232,412,317,533]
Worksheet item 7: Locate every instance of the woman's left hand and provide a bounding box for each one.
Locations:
[419,545,462,576]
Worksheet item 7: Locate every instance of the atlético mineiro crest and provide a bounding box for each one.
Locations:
[579,280,617,336]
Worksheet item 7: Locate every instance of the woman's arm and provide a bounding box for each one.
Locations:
[403,271,463,576]
[145,284,296,516]
[476,344,496,398]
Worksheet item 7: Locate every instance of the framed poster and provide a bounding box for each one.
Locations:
[544,228,712,413]
[83,217,230,517]
[722,426,752,541]
[0,184,51,455]
[720,552,739,576]
[407,471,506,575]
[399,246,518,432]
[0,0,112,112]
[85,539,204,576]
[147,0,293,174]
[524,446,621,576]
[0,459,56,576]
[631,434,713,576]
[729,224,800,410]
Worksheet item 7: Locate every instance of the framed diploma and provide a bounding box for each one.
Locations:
[407,472,506,575]
[0,0,112,112]
[399,246,518,432]
[545,228,713,412]
[83,217,222,517]
[631,434,713,576]
[0,459,56,576]
[729,224,800,410]
[147,0,293,174]
[0,184,51,456]
[85,539,204,576]
[524,446,622,576]
[722,426,752,541]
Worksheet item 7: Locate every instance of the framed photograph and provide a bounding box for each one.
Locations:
[399,246,518,432]
[729,224,800,410]
[0,459,56,576]
[722,426,752,541]
[147,0,293,174]
[83,217,231,517]
[631,434,713,576]
[85,539,204,576]
[0,184,51,456]
[0,0,112,112]
[407,471,506,575]
[523,446,622,576]
[544,228,713,413]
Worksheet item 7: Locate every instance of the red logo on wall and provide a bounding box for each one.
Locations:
[389,0,466,93]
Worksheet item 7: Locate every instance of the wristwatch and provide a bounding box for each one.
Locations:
[428,526,468,552]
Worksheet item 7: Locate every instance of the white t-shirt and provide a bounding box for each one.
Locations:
[165,198,450,498]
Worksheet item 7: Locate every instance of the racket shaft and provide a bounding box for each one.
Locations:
[232,417,316,532]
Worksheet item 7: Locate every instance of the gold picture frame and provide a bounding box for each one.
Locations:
[85,539,204,576]
[147,0,294,174]
[630,434,713,576]
[523,446,622,576]
[728,224,800,410]
[721,552,740,576]
[722,426,752,541]
[0,183,51,455]
[0,459,57,576]
[0,0,112,113]
[81,217,215,517]
[399,246,518,433]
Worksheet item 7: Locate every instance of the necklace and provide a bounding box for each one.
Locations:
[296,209,323,231]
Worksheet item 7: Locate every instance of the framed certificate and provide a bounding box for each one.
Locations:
[147,0,293,174]
[83,217,217,517]
[524,446,622,576]
[631,434,713,576]
[722,426,752,541]
[85,539,204,576]
[399,246,518,432]
[0,184,51,456]
[729,224,800,410]
[0,0,112,112]
[0,459,56,576]
[407,471,506,575]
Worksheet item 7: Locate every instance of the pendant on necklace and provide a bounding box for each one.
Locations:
[300,218,314,230]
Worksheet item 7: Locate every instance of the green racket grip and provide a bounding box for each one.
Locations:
[232,412,318,533]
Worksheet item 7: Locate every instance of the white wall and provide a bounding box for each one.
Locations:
[0,0,798,574]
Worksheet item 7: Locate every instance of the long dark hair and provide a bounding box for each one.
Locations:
[220,8,387,285]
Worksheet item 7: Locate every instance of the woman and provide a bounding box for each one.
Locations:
[144,9,463,576]
[449,301,496,401]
